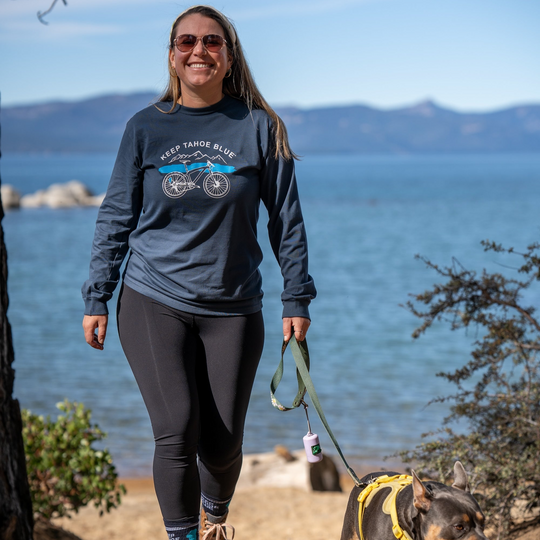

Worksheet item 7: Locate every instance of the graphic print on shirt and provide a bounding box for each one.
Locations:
[159,150,236,199]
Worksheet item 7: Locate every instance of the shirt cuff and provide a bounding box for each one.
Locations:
[83,298,109,316]
[282,300,311,320]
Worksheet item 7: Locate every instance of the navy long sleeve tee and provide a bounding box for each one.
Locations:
[82,95,316,318]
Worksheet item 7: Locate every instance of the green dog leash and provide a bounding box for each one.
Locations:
[270,336,363,487]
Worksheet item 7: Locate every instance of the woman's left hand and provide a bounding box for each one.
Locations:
[283,317,311,342]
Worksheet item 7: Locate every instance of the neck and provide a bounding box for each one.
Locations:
[178,88,224,108]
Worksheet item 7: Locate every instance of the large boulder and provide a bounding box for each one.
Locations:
[21,181,104,208]
[237,446,343,492]
[1,184,22,209]
[238,448,309,490]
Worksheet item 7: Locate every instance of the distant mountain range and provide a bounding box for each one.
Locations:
[2,92,539,154]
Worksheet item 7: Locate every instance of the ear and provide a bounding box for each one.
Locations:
[412,470,432,513]
[452,461,470,492]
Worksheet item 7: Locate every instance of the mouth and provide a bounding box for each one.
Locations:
[188,63,213,69]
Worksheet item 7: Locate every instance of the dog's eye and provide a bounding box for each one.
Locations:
[454,524,464,531]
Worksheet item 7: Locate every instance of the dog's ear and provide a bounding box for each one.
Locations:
[412,470,432,513]
[452,461,470,492]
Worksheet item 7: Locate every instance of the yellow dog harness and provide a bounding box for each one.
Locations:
[358,474,414,540]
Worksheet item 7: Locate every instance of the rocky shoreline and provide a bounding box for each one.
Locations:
[1,181,105,210]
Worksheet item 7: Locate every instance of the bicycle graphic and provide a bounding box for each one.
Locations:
[162,161,230,199]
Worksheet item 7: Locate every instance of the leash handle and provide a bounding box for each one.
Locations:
[270,338,309,411]
[270,337,363,487]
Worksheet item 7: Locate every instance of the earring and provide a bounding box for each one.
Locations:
[225,68,232,78]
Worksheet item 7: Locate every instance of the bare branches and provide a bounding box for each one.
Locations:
[37,0,68,25]
[398,241,540,538]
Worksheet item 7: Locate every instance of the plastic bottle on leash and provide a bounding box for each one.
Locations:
[303,431,323,462]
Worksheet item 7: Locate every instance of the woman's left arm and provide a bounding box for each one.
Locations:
[260,123,317,341]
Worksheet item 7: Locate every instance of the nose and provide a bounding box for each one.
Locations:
[192,37,207,55]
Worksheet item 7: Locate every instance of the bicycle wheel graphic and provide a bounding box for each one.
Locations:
[162,173,188,198]
[203,173,230,198]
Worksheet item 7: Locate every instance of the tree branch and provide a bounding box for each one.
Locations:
[37,0,68,25]
[497,298,540,333]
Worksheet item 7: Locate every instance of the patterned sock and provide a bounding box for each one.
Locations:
[201,492,232,518]
[164,517,198,540]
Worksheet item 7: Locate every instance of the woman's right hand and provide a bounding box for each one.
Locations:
[82,315,108,350]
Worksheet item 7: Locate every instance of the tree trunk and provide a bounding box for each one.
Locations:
[0,109,34,538]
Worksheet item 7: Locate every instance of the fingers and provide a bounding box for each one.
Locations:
[82,315,108,350]
[283,317,311,342]
[283,318,293,342]
[97,316,108,347]
[293,317,310,341]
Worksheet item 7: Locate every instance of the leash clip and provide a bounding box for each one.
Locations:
[301,399,323,463]
[301,399,312,433]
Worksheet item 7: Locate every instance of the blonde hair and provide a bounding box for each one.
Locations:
[158,5,296,160]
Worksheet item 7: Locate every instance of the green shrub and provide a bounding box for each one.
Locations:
[398,241,540,540]
[22,399,126,521]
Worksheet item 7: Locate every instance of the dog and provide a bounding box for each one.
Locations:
[341,461,489,540]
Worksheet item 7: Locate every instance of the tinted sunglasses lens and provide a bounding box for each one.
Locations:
[176,35,197,52]
[202,35,225,51]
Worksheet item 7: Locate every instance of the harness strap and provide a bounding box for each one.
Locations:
[270,337,363,487]
[357,474,413,540]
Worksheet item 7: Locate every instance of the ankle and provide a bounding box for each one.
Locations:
[201,492,232,519]
[164,517,198,540]
[201,507,228,524]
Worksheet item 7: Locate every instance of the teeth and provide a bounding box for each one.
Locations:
[190,63,211,68]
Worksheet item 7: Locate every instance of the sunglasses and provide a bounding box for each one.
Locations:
[173,34,228,53]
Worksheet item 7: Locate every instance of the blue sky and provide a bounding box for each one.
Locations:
[1,0,539,111]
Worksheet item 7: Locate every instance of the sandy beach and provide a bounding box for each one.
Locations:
[51,451,368,540]
[54,479,351,540]
[51,452,540,540]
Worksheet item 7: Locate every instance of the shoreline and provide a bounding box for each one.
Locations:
[113,449,405,478]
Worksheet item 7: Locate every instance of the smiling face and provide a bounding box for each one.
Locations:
[169,13,232,108]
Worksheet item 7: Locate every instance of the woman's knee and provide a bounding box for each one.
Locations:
[198,436,243,474]
[155,432,199,464]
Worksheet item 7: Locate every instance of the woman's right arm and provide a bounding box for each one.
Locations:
[81,125,143,346]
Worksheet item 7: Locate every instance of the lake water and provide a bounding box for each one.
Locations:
[2,152,539,476]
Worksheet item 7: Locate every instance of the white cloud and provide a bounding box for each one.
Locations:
[0,19,124,40]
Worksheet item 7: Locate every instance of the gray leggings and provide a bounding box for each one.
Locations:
[117,284,264,521]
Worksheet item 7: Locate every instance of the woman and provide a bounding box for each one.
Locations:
[82,5,316,540]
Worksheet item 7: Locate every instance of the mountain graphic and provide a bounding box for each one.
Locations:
[168,151,228,165]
